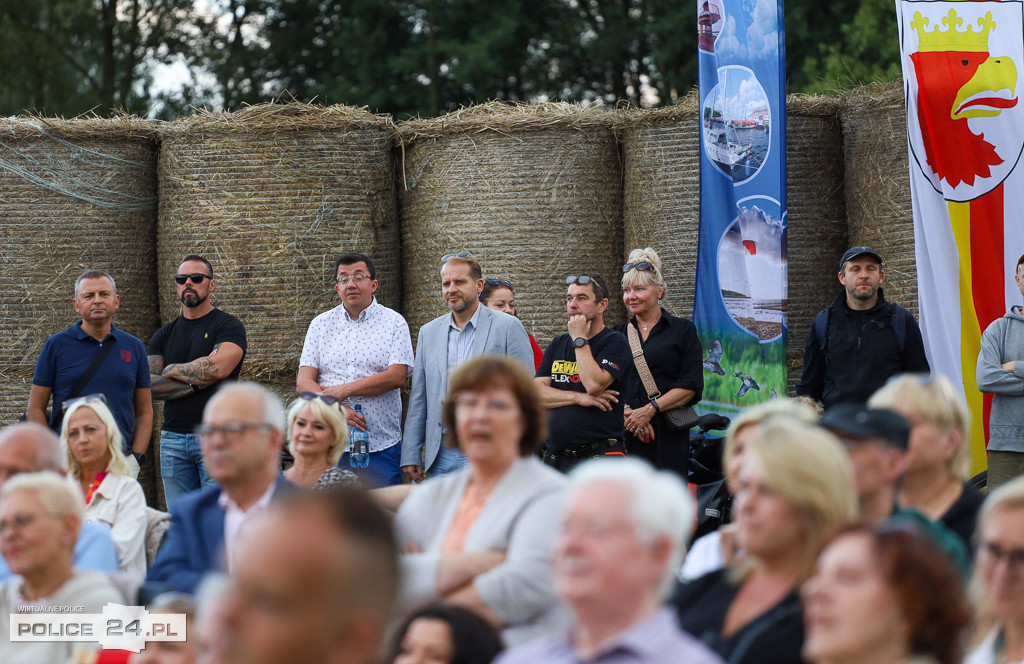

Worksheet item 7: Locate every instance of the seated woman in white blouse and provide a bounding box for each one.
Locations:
[61,395,148,579]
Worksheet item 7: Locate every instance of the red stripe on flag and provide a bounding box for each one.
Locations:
[969,183,1005,443]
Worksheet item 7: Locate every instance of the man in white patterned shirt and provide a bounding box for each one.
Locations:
[297,253,414,487]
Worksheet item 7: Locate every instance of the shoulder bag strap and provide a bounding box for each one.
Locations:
[627,324,661,399]
[68,338,117,400]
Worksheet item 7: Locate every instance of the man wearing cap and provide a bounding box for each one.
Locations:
[821,403,968,573]
[796,246,929,408]
[977,251,1024,490]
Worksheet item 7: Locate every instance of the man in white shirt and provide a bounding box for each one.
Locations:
[298,253,413,487]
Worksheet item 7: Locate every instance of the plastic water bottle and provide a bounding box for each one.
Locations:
[349,404,370,469]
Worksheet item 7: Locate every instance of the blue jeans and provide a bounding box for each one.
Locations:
[338,442,403,488]
[427,445,469,477]
[160,430,216,506]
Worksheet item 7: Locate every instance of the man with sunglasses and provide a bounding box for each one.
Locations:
[27,269,152,462]
[298,253,413,487]
[535,273,632,472]
[401,252,533,483]
[148,255,247,505]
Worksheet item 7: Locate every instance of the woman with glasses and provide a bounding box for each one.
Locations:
[480,279,543,370]
[673,416,857,664]
[394,356,567,647]
[965,476,1024,664]
[613,247,704,478]
[283,393,359,490]
[803,524,969,664]
[61,396,148,579]
[868,374,983,554]
[0,472,123,663]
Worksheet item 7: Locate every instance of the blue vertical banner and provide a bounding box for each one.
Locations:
[694,0,787,414]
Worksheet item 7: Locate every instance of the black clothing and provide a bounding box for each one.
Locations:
[796,289,929,407]
[148,309,247,433]
[613,310,704,477]
[536,327,632,452]
[940,482,986,557]
[673,569,806,664]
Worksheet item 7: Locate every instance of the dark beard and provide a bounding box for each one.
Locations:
[181,291,207,308]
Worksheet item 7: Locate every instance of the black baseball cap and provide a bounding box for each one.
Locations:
[820,403,910,451]
[839,246,883,271]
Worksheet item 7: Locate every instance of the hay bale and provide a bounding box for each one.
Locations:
[786,95,848,394]
[619,94,702,314]
[840,81,917,316]
[0,117,160,382]
[397,102,624,347]
[0,380,33,428]
[157,103,401,378]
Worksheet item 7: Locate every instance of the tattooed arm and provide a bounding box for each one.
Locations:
[149,355,195,401]
[159,342,245,391]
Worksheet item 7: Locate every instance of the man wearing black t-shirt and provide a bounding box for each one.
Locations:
[535,273,632,472]
[149,255,247,505]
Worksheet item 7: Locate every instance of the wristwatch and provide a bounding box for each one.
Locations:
[572,337,589,348]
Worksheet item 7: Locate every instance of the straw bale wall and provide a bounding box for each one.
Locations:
[618,94,702,316]
[397,102,624,347]
[0,117,159,418]
[785,95,848,394]
[841,81,918,317]
[156,104,401,378]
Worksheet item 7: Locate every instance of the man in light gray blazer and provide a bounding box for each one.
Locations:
[401,253,534,482]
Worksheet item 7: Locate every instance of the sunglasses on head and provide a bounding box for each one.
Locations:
[62,393,108,412]
[622,262,653,273]
[565,275,593,285]
[175,273,212,285]
[441,251,473,262]
[299,392,341,407]
[485,279,513,289]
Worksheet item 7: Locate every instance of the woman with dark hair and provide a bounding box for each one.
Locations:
[394,356,567,646]
[390,603,504,664]
[803,524,971,664]
[480,279,543,371]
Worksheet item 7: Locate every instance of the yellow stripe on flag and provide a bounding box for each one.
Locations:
[949,200,988,476]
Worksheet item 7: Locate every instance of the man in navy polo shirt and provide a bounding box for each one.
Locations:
[26,269,152,463]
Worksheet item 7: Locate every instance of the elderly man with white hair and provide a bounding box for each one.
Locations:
[146,381,294,595]
[494,457,724,664]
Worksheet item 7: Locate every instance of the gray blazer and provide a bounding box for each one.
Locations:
[401,305,534,469]
[393,457,568,646]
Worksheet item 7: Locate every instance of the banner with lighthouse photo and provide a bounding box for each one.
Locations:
[692,0,788,414]
[897,0,1024,474]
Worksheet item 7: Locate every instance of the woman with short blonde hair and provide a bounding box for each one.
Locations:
[284,393,358,490]
[868,373,982,552]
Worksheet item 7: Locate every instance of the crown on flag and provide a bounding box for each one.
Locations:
[911,9,994,53]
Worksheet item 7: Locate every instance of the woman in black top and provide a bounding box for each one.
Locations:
[674,416,858,664]
[614,247,704,479]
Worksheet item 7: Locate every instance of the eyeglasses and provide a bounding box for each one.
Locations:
[441,251,473,262]
[622,261,654,273]
[484,279,513,289]
[62,393,107,413]
[299,392,341,407]
[0,513,48,536]
[175,273,212,285]
[196,422,273,443]
[565,275,593,285]
[336,274,369,285]
[981,541,1024,570]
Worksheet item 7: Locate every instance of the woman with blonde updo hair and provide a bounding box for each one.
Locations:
[868,373,982,553]
[613,247,703,479]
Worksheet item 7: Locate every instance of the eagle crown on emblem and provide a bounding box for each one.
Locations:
[911,10,994,53]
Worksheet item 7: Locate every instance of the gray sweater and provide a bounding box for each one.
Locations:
[978,305,1024,452]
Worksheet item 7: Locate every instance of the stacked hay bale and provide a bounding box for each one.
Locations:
[0,117,159,425]
[618,93,702,315]
[397,102,624,347]
[156,103,401,392]
[786,95,848,393]
[840,81,917,316]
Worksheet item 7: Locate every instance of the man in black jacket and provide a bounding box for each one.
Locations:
[796,247,930,408]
